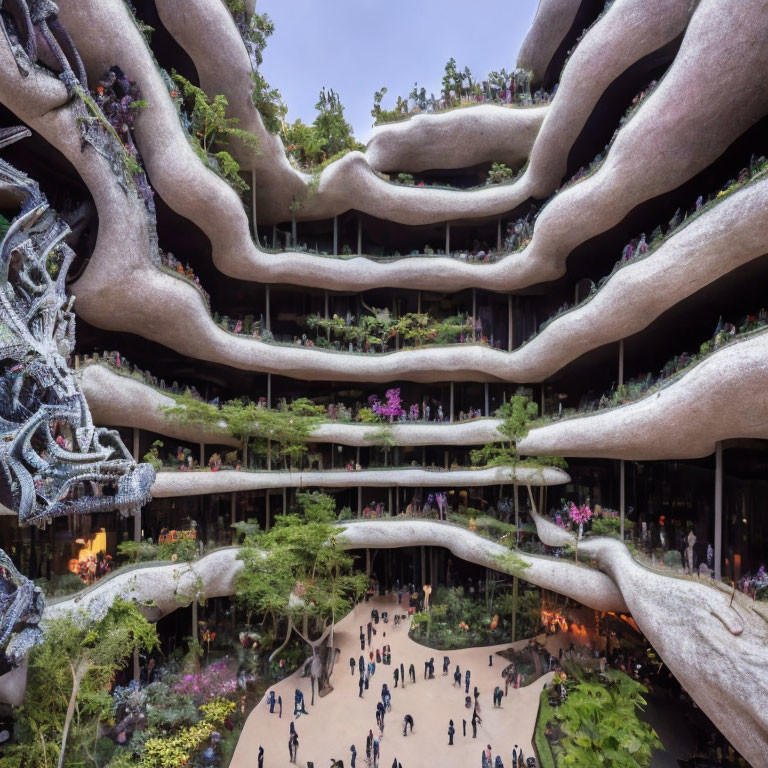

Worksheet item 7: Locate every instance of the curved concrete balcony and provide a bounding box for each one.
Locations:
[518,331,768,460]
[73,155,768,382]
[517,0,583,84]
[150,465,570,498]
[78,363,505,447]
[44,520,624,622]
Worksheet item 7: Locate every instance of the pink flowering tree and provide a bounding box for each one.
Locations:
[372,388,405,423]
[568,502,592,560]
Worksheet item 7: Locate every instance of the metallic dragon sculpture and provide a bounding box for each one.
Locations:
[0,125,155,700]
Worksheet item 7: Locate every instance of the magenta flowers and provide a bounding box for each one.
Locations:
[372,388,405,422]
[568,502,592,526]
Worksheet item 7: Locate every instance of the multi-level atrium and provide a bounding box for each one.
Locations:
[0,0,766,766]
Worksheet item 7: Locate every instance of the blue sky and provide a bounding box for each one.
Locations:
[258,0,540,142]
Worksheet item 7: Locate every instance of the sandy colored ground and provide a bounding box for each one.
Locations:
[231,596,552,768]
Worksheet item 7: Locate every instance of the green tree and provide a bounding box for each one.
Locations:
[172,73,260,193]
[221,399,264,467]
[5,600,157,768]
[441,58,462,102]
[313,87,357,158]
[235,492,367,681]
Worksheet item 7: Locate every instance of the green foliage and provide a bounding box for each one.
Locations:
[545,669,661,768]
[161,391,220,432]
[172,73,260,193]
[0,214,9,239]
[284,87,362,167]
[141,698,235,768]
[236,492,367,646]
[589,517,632,539]
[143,439,164,470]
[487,162,517,184]
[535,691,557,768]
[116,539,161,563]
[5,600,157,768]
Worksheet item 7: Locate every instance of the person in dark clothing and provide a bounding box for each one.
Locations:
[489,654,493,667]
[359,675,364,697]
[367,622,373,647]
[359,655,365,674]
[350,744,357,768]
[424,659,429,679]
[403,714,414,735]
[428,657,435,678]
[258,745,264,768]
[350,657,356,675]
[268,691,276,713]
[394,667,399,687]
[462,719,467,737]
[465,669,471,694]
[366,730,373,761]
[360,628,365,651]
[442,655,450,675]
[472,708,481,738]
[474,686,480,703]
[400,662,405,688]
[278,695,282,718]
[408,663,416,684]
[454,666,462,687]
[448,719,455,745]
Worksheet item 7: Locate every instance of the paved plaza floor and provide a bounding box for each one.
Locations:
[231,596,552,768]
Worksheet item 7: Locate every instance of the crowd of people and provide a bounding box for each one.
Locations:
[257,596,537,768]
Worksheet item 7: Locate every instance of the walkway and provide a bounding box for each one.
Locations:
[231,595,551,768]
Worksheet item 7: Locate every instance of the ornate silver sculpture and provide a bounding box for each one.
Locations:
[0,126,155,672]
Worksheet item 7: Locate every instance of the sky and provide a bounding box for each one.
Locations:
[258,0,541,143]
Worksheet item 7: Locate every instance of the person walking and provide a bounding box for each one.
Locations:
[472,707,481,738]
[428,657,435,678]
[359,655,365,675]
[373,738,380,768]
[350,744,357,768]
[360,627,365,651]
[408,663,416,684]
[494,756,504,768]
[489,654,493,667]
[291,732,299,764]
[403,714,414,736]
[400,662,405,688]
[258,745,264,768]
[278,695,282,718]
[511,745,518,766]
[367,622,373,647]
[448,719,455,745]
[465,669,471,694]
[359,674,364,698]
[442,655,450,676]
[453,665,461,687]
[366,730,373,763]
[394,667,399,688]
[424,659,429,679]
[376,702,385,729]
[294,688,308,717]
[462,718,467,737]
[350,656,356,675]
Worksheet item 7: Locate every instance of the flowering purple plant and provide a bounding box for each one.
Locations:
[173,658,238,702]
[568,502,592,525]
[372,388,405,422]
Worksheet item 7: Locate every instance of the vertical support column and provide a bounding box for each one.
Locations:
[333,215,338,256]
[357,216,362,255]
[358,486,362,518]
[618,338,624,388]
[265,285,271,331]
[356,446,361,467]
[511,575,518,642]
[191,598,198,648]
[251,169,257,240]
[267,373,272,408]
[417,291,422,315]
[283,487,287,515]
[507,294,514,352]
[715,441,723,581]
[199,443,205,468]
[472,288,477,341]
[450,381,454,423]
[272,223,277,249]
[513,484,519,546]
[497,217,502,253]
[619,459,626,541]
[420,546,426,589]
[291,212,297,247]
[366,548,371,574]
[445,222,451,255]
[484,383,490,417]
[132,427,140,462]
[133,647,140,683]
[134,509,141,544]
[421,446,426,469]
[265,490,271,532]
[231,492,237,526]
[331,443,335,470]
[388,487,393,516]
[324,291,329,320]
[540,386,545,416]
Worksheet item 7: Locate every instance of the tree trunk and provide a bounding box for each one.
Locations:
[269,619,294,663]
[58,660,88,768]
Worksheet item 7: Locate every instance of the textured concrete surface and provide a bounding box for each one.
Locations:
[150,465,569,498]
[79,364,505,447]
[531,511,768,768]
[519,331,768,460]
